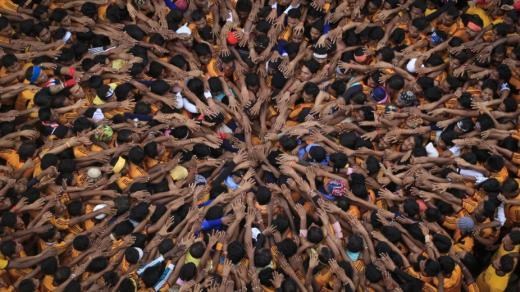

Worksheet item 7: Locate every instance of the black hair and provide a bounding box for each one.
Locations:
[309,145,326,162]
[287,8,301,19]
[87,256,108,273]
[54,266,71,285]
[18,279,35,292]
[457,92,472,109]
[103,271,119,287]
[192,143,210,158]
[503,97,518,113]
[440,129,457,147]
[124,247,140,264]
[277,239,297,258]
[438,255,455,275]
[150,79,170,95]
[119,277,137,292]
[189,241,205,258]
[129,202,149,222]
[128,146,145,165]
[149,33,165,46]
[500,255,514,273]
[50,8,67,23]
[81,2,98,18]
[365,263,382,283]
[106,4,124,22]
[205,205,224,220]
[40,257,58,275]
[193,43,211,57]
[179,263,197,281]
[271,71,287,90]
[58,158,76,173]
[245,73,260,88]
[486,155,504,172]
[502,177,519,195]
[424,86,442,102]
[187,78,204,98]
[227,241,245,264]
[279,135,298,151]
[272,215,289,233]
[258,268,274,286]
[1,53,17,68]
[307,226,324,243]
[254,248,272,268]
[336,197,351,211]
[390,27,405,44]
[66,200,83,217]
[40,153,58,170]
[73,117,94,133]
[236,0,252,12]
[330,80,346,96]
[303,82,320,98]
[351,183,368,199]
[172,126,189,139]
[403,198,420,217]
[424,259,440,277]
[388,74,404,90]
[432,233,452,253]
[382,225,402,243]
[329,152,348,172]
[255,186,271,205]
[369,26,384,41]
[18,142,37,160]
[72,235,90,251]
[477,114,494,131]
[481,178,500,193]
[303,59,320,74]
[112,220,134,238]
[147,61,165,79]
[347,234,363,252]
[142,262,166,287]
[158,238,174,255]
[0,240,16,257]
[412,17,429,31]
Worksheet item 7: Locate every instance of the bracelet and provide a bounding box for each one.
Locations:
[68,66,76,77]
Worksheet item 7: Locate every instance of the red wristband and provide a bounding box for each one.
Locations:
[68,66,76,77]
[63,79,76,87]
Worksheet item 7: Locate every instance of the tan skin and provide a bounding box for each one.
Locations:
[0,1,518,292]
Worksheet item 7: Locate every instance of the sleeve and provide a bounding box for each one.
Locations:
[164,0,177,10]
[276,40,288,56]
[201,218,223,231]
[182,98,199,113]
[175,92,184,109]
[0,259,8,270]
[211,161,237,187]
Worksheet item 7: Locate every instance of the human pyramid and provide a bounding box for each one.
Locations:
[0,0,519,291]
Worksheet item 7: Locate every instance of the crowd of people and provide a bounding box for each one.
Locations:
[0,0,519,291]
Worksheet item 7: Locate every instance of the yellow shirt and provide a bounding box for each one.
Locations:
[15,89,36,112]
[0,259,8,270]
[0,0,18,13]
[433,264,462,292]
[477,264,511,292]
[466,6,491,28]
[42,275,56,292]
[492,167,508,183]
[0,149,22,169]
